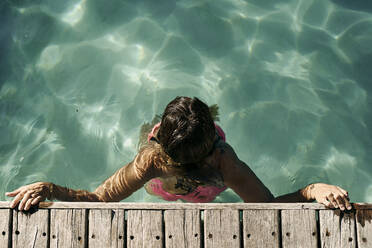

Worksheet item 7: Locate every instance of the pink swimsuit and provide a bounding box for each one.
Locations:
[147,123,227,203]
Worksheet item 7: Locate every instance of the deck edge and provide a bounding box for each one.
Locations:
[0,201,371,210]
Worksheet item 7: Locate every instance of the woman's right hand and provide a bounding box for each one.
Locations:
[308,183,352,211]
[5,182,52,211]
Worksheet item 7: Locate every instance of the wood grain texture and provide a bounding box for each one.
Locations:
[0,209,11,248]
[243,210,279,248]
[281,210,318,248]
[319,210,356,248]
[164,210,201,248]
[127,210,163,248]
[88,209,125,248]
[204,209,240,248]
[12,209,49,248]
[2,201,371,210]
[1,203,372,248]
[50,209,86,248]
[341,212,357,247]
[356,209,372,248]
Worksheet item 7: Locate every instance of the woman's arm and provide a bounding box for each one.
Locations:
[5,146,160,210]
[218,142,351,210]
[5,181,100,211]
[271,182,351,211]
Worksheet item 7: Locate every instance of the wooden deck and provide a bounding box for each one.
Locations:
[0,202,371,248]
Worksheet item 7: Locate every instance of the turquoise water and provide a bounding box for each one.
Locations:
[1,0,372,202]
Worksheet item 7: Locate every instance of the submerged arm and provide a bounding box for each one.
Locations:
[50,159,153,202]
[219,142,351,210]
[6,146,159,210]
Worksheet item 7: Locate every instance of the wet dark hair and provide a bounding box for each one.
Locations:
[157,96,216,164]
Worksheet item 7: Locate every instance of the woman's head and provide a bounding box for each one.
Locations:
[157,96,215,164]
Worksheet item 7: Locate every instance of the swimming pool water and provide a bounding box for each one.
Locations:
[1,0,372,202]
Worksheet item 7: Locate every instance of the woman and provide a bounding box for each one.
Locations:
[6,96,351,211]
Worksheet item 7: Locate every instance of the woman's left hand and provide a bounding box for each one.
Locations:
[308,183,352,211]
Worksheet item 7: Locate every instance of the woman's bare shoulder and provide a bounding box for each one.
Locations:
[204,140,240,173]
[136,143,183,178]
[214,140,239,162]
[135,144,166,178]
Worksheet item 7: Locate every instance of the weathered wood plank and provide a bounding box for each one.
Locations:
[281,210,318,248]
[341,212,357,247]
[1,201,371,210]
[1,203,372,248]
[127,210,163,248]
[204,209,240,248]
[50,209,86,248]
[356,210,372,248]
[88,209,125,248]
[319,210,356,248]
[12,209,49,248]
[0,209,11,248]
[243,210,279,248]
[164,210,200,248]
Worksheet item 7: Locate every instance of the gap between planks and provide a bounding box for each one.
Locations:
[1,208,372,248]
